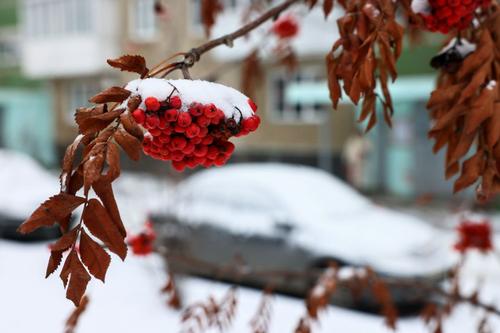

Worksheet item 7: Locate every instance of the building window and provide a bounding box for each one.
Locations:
[23,0,92,38]
[270,69,325,124]
[0,39,18,67]
[130,0,158,41]
[66,79,101,125]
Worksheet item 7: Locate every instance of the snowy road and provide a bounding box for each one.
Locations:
[1,240,500,333]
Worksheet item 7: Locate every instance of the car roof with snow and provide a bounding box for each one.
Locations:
[173,163,453,276]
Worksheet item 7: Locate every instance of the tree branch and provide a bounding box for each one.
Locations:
[149,0,302,77]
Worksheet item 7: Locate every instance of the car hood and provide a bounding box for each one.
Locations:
[291,205,454,277]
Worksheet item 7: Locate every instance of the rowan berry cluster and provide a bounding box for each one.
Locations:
[419,0,491,34]
[454,219,493,253]
[128,221,157,256]
[131,95,260,171]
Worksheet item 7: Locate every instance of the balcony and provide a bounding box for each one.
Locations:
[20,0,121,78]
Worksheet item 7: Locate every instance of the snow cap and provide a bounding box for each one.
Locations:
[123,78,256,122]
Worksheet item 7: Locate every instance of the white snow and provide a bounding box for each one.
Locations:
[486,80,497,90]
[1,239,500,333]
[172,164,454,277]
[439,38,477,57]
[411,0,431,15]
[123,78,256,122]
[0,150,60,218]
[210,6,341,61]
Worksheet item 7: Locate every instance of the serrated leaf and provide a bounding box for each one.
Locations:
[60,135,85,193]
[114,129,142,161]
[89,87,131,104]
[83,145,106,194]
[46,251,64,278]
[104,142,121,182]
[79,230,111,282]
[18,194,86,234]
[92,178,126,237]
[77,108,124,135]
[65,250,91,307]
[323,0,333,18]
[454,152,484,193]
[51,227,79,252]
[83,199,127,260]
[107,55,148,77]
[120,113,144,140]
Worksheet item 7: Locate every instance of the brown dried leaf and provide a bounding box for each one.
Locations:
[454,152,484,193]
[107,55,148,77]
[65,295,89,333]
[46,227,79,277]
[17,194,86,234]
[92,178,126,237]
[89,87,131,104]
[120,112,144,140]
[323,0,334,18]
[103,142,121,182]
[65,250,91,307]
[83,144,106,193]
[77,108,124,135]
[79,230,111,282]
[114,129,142,161]
[83,199,127,260]
[46,251,64,279]
[201,0,223,37]
[60,135,85,192]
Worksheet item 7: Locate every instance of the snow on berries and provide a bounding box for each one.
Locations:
[454,218,493,253]
[412,0,492,34]
[124,78,260,171]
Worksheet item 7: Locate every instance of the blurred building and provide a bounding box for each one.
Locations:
[13,0,456,198]
[0,0,54,166]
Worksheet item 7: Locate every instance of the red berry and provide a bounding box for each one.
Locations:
[214,154,228,166]
[198,127,209,138]
[193,145,208,157]
[146,115,160,128]
[196,115,210,127]
[189,103,204,117]
[182,142,196,155]
[185,124,201,138]
[159,134,170,144]
[171,150,184,162]
[186,158,198,168]
[272,15,299,39]
[219,141,235,155]
[132,108,146,124]
[172,160,186,171]
[165,109,179,122]
[149,128,161,136]
[242,115,261,132]
[169,96,182,109]
[170,136,187,150]
[248,99,258,112]
[204,104,218,118]
[206,146,219,160]
[158,118,167,129]
[174,124,186,133]
[145,97,161,111]
[190,137,203,145]
[202,136,214,145]
[178,112,192,127]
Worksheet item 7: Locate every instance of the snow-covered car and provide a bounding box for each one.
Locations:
[0,150,61,241]
[155,163,454,310]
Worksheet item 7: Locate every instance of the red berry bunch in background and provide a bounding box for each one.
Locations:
[128,221,157,256]
[272,15,300,39]
[454,219,493,253]
[132,95,260,171]
[416,0,492,34]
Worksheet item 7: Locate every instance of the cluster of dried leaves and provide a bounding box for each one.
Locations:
[325,0,408,131]
[17,55,149,306]
[295,265,397,333]
[162,272,182,310]
[250,288,274,333]
[181,286,238,333]
[427,3,500,201]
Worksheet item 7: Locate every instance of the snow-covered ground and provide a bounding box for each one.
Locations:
[1,240,500,333]
[1,149,500,332]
